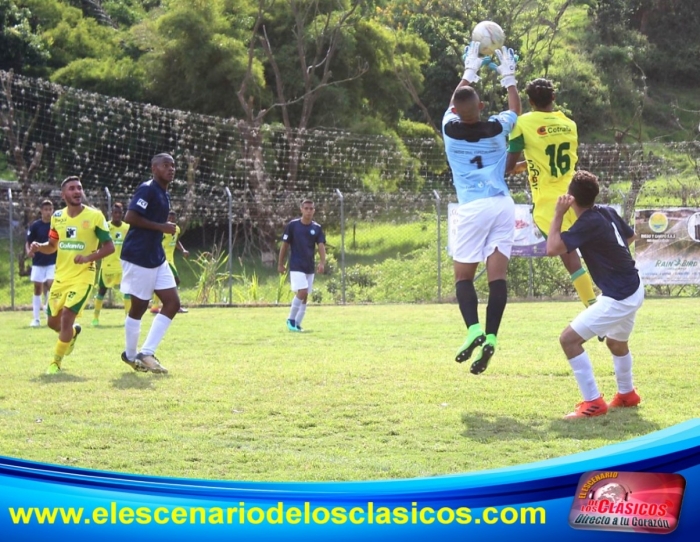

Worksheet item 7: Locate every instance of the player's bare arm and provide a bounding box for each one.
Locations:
[124,209,177,235]
[74,240,115,264]
[278,241,289,274]
[317,243,326,274]
[546,195,574,256]
[28,235,58,257]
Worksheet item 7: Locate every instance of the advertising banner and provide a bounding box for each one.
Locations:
[634,208,700,285]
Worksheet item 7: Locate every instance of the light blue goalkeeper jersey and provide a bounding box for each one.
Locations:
[442,109,517,204]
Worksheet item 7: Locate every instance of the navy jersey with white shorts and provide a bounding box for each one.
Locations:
[443,108,518,263]
[281,219,325,274]
[121,179,171,268]
[120,179,175,299]
[27,219,56,267]
[562,206,643,341]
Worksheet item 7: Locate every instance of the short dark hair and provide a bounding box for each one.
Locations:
[526,78,555,109]
[61,176,81,188]
[113,202,123,210]
[40,199,53,208]
[151,153,174,166]
[453,86,479,106]
[568,170,600,208]
[168,210,176,216]
[301,199,314,207]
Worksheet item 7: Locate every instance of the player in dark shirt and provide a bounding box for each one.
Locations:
[547,170,644,419]
[25,200,57,327]
[278,199,326,332]
[119,153,181,374]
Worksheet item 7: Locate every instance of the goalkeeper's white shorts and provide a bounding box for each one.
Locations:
[451,195,515,264]
[570,280,644,342]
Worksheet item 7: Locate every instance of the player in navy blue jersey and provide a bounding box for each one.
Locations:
[25,200,56,327]
[547,170,644,419]
[119,153,181,374]
[278,199,326,332]
[444,42,520,375]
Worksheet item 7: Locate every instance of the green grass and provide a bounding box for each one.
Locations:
[1,299,698,482]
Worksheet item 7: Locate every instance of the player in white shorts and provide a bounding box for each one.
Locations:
[25,200,57,327]
[119,153,181,374]
[443,41,520,375]
[278,199,326,332]
[547,170,644,419]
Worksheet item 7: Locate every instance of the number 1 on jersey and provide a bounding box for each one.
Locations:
[470,155,483,169]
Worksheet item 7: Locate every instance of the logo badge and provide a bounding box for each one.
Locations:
[65,227,77,239]
[310,229,316,235]
[137,198,148,209]
[537,126,548,135]
[648,212,669,233]
[569,471,685,534]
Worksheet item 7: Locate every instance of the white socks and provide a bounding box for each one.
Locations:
[288,296,302,321]
[568,351,600,401]
[32,295,42,320]
[124,316,141,360]
[295,303,307,327]
[613,352,634,393]
[141,313,173,356]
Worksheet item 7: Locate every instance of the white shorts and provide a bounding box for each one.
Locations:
[120,260,176,301]
[570,280,645,342]
[452,195,515,263]
[290,271,315,293]
[30,264,55,283]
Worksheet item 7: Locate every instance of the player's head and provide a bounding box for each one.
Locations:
[151,153,176,184]
[526,78,555,110]
[60,176,83,207]
[300,199,315,219]
[451,86,483,121]
[112,202,124,222]
[168,210,177,222]
[40,199,53,221]
[568,170,599,209]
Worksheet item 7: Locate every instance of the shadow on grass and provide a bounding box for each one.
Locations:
[110,373,161,390]
[34,373,88,384]
[461,408,661,442]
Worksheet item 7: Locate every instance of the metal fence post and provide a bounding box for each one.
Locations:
[104,187,113,306]
[433,190,441,302]
[225,187,233,305]
[8,189,15,310]
[335,189,345,305]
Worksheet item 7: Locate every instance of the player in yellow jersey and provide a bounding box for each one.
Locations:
[151,210,189,314]
[506,78,597,307]
[92,202,130,326]
[28,176,114,374]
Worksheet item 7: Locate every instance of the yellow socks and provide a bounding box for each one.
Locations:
[571,268,597,307]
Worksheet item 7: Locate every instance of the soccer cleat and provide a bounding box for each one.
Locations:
[565,396,608,419]
[608,389,641,408]
[286,319,296,331]
[121,351,148,372]
[470,343,495,375]
[46,362,61,375]
[135,353,168,374]
[597,335,606,342]
[91,318,100,327]
[293,324,304,332]
[178,307,188,313]
[29,319,41,328]
[456,332,486,363]
[65,324,82,357]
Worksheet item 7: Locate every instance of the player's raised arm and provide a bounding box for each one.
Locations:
[494,47,520,115]
[450,41,484,106]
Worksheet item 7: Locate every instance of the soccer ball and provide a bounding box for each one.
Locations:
[471,21,505,57]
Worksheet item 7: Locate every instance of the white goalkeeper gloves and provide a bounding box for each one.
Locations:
[462,41,486,83]
[494,46,518,88]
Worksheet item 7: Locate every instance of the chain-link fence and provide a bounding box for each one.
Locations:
[2,70,700,309]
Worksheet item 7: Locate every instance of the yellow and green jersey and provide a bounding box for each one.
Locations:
[49,206,111,286]
[162,224,181,266]
[101,221,130,272]
[508,110,578,203]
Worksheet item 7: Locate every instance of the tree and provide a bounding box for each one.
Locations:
[0,0,49,74]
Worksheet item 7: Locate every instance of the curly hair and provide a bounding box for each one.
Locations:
[569,170,600,208]
[526,78,555,109]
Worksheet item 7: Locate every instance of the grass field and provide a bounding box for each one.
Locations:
[1,299,698,482]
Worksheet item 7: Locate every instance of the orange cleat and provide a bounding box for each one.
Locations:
[608,389,641,408]
[565,396,608,419]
